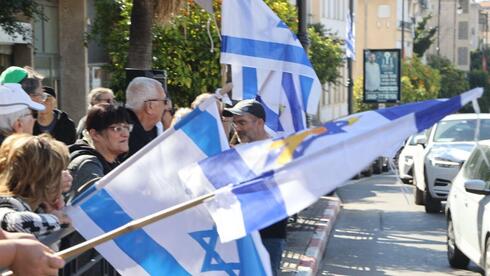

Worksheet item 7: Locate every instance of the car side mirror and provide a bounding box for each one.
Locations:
[414,136,426,146]
[464,179,490,195]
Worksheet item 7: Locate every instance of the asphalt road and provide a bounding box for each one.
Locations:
[318,174,482,276]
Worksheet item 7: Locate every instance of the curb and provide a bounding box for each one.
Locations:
[294,197,341,276]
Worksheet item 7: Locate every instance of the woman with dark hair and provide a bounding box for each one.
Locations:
[67,104,131,200]
[63,104,130,276]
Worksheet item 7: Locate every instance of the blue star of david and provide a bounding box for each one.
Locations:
[189,226,241,275]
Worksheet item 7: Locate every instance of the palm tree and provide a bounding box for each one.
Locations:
[127,0,183,69]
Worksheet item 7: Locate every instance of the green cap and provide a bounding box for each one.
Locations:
[0,66,28,84]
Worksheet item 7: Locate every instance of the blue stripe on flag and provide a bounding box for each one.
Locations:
[174,109,221,157]
[232,171,288,234]
[375,99,441,121]
[256,95,284,132]
[71,184,97,206]
[414,96,462,132]
[236,235,268,275]
[80,189,190,276]
[199,149,256,189]
[222,36,312,67]
[299,75,313,112]
[375,96,462,132]
[282,72,305,131]
[243,67,258,99]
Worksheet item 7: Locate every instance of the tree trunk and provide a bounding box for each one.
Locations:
[127,0,153,69]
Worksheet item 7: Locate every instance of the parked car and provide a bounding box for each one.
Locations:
[413,113,490,213]
[398,132,426,184]
[446,140,490,274]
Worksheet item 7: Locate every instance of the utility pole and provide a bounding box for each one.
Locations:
[401,0,405,58]
[348,0,354,114]
[297,0,309,51]
[437,0,441,55]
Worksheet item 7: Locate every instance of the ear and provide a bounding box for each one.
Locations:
[88,129,102,142]
[12,119,23,133]
[143,101,153,115]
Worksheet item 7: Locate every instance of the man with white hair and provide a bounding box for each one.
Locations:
[0,83,45,144]
[124,77,169,158]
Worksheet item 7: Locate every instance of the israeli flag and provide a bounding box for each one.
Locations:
[221,0,321,136]
[67,98,271,275]
[181,88,483,242]
[345,12,355,60]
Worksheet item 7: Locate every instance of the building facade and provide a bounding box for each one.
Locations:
[427,0,481,71]
[308,0,350,122]
[0,0,88,121]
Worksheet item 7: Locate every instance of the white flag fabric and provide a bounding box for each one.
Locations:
[221,0,321,136]
[67,99,271,275]
[345,12,355,60]
[180,88,483,242]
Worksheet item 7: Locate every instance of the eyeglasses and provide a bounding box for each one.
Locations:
[145,98,169,105]
[107,124,133,133]
[31,92,48,102]
[96,97,114,104]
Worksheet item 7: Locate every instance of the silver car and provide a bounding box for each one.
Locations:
[413,113,490,213]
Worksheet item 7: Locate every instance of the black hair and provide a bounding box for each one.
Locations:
[86,104,129,132]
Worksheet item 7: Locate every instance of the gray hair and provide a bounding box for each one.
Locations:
[88,87,114,106]
[125,77,165,111]
[0,108,29,135]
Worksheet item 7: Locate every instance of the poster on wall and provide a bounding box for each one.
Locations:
[363,49,401,103]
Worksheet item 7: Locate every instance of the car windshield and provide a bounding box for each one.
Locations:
[433,119,490,142]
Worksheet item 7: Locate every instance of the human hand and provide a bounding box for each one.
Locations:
[61,170,73,193]
[49,209,71,226]
[3,231,36,241]
[10,238,65,276]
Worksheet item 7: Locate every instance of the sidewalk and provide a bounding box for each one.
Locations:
[279,195,342,276]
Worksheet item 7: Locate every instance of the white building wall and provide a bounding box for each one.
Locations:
[315,0,350,122]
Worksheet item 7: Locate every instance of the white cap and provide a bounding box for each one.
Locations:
[0,83,45,115]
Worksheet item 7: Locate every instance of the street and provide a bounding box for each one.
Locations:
[319,174,482,276]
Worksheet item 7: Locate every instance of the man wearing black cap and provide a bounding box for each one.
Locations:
[33,86,77,145]
[223,99,287,275]
[223,99,270,143]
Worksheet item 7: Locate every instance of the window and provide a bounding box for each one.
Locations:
[458,47,468,66]
[458,21,468,40]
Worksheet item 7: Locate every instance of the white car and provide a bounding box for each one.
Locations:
[446,140,490,274]
[398,133,425,184]
[413,113,490,213]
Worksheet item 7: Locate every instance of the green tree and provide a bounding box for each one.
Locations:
[308,26,344,84]
[413,15,437,57]
[0,0,44,39]
[92,0,344,107]
[470,48,490,71]
[468,70,490,112]
[427,54,468,98]
[401,56,440,102]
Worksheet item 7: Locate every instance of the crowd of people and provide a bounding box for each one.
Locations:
[0,65,287,275]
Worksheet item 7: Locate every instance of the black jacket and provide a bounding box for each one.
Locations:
[34,109,77,145]
[124,108,158,159]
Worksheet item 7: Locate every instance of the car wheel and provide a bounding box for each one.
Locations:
[414,185,424,205]
[424,189,442,213]
[373,160,382,174]
[447,217,470,268]
[362,167,373,177]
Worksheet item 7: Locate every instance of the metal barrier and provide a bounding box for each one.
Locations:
[38,227,119,276]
